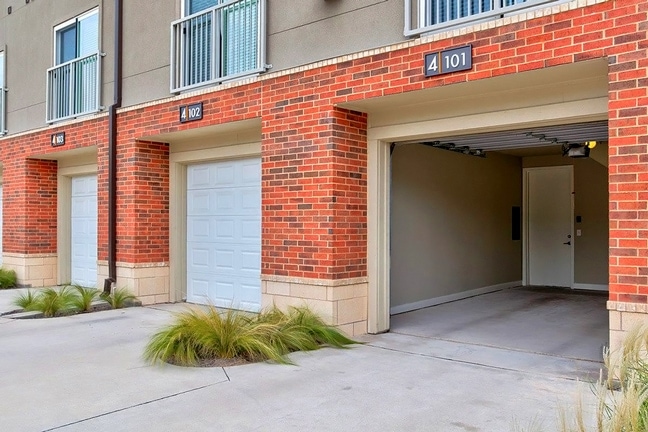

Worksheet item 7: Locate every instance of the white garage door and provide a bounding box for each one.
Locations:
[71,175,98,287]
[0,185,3,265]
[187,158,261,311]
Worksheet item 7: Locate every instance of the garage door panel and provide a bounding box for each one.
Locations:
[187,158,261,312]
[241,162,261,183]
[215,165,235,185]
[215,190,236,213]
[214,280,235,300]
[188,278,209,298]
[71,175,97,288]
[238,280,261,304]
[187,218,212,241]
[187,190,212,215]
[188,247,211,270]
[214,248,235,271]
[241,189,260,210]
[240,250,261,273]
[188,166,212,189]
[240,218,261,241]
[215,219,236,240]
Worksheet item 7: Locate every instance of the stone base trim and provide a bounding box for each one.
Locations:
[98,261,170,306]
[608,301,648,353]
[261,277,368,336]
[2,253,57,287]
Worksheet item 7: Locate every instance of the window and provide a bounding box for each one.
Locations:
[47,9,101,122]
[0,50,5,135]
[171,0,265,92]
[408,0,549,36]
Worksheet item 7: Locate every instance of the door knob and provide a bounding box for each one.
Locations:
[563,241,571,245]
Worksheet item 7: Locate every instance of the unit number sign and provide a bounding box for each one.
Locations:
[424,45,472,77]
[51,132,65,147]
[179,102,203,123]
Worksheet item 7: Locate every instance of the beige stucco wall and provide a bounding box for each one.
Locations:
[523,154,609,286]
[0,0,104,134]
[390,145,522,308]
[267,0,404,72]
[0,0,406,135]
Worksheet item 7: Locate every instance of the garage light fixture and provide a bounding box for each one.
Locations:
[563,144,589,158]
[526,132,596,159]
[420,141,486,158]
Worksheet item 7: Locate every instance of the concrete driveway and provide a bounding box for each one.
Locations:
[0,288,599,432]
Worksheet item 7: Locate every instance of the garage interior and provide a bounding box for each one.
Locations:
[389,120,609,365]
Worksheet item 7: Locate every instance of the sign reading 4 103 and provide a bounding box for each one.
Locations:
[424,45,472,77]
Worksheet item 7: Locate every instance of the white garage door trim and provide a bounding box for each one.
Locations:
[71,175,98,288]
[186,158,261,312]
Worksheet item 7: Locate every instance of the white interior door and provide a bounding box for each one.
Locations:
[71,175,98,287]
[186,158,261,312]
[526,166,573,287]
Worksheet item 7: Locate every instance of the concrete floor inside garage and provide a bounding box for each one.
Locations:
[390,286,608,374]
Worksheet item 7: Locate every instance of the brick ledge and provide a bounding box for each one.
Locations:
[261,274,368,287]
[608,301,648,314]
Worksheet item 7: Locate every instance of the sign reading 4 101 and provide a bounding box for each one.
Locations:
[424,45,472,77]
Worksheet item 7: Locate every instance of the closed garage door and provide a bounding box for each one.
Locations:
[71,175,98,287]
[187,158,261,311]
[0,185,3,265]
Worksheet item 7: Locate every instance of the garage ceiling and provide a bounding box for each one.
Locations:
[399,120,608,154]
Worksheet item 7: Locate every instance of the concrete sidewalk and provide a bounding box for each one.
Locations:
[0,290,598,432]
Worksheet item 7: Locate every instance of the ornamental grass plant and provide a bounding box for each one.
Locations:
[101,287,137,309]
[519,325,648,432]
[71,285,100,312]
[0,267,17,289]
[11,285,138,317]
[34,286,78,318]
[144,305,357,366]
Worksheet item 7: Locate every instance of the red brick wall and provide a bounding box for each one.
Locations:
[3,158,57,253]
[1,117,107,255]
[262,106,367,279]
[97,138,170,264]
[0,0,646,296]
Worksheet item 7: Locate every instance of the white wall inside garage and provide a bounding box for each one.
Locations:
[390,145,522,310]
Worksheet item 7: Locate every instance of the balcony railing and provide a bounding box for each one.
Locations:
[405,0,559,37]
[0,86,6,136]
[46,52,101,123]
[170,0,266,93]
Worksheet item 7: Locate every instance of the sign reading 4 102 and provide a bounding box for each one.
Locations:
[424,45,472,77]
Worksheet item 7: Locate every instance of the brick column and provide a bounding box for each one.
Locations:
[261,105,368,335]
[97,138,170,304]
[606,0,648,349]
[3,158,58,286]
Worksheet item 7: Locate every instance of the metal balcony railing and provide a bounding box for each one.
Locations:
[171,0,266,93]
[0,86,6,136]
[405,0,559,37]
[0,51,5,135]
[46,52,101,123]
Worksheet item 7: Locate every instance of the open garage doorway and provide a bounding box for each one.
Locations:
[388,120,609,363]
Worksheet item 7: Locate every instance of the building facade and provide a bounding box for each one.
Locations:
[0,0,644,345]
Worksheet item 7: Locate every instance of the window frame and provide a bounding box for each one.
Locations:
[53,8,99,66]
